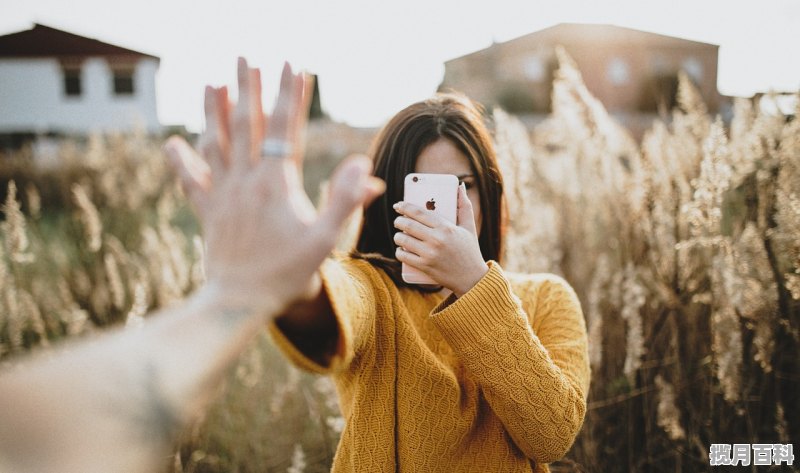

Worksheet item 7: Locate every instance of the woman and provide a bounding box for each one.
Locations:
[205,59,591,473]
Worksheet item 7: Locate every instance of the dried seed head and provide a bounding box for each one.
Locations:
[71,183,102,253]
[2,181,33,264]
[654,375,686,441]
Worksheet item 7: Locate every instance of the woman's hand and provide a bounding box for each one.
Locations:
[164,58,384,315]
[393,183,489,296]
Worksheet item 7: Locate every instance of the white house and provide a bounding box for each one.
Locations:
[0,23,160,146]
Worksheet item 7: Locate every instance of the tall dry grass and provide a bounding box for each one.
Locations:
[0,49,797,472]
[0,131,345,472]
[495,47,799,471]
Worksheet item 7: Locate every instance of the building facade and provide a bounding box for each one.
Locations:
[440,23,724,115]
[0,23,160,147]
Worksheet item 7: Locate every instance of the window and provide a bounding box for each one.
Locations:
[113,69,135,95]
[682,57,703,81]
[607,58,630,85]
[63,67,82,96]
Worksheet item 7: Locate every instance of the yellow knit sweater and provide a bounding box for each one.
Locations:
[268,256,591,473]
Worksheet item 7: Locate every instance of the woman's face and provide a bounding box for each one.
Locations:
[414,138,482,234]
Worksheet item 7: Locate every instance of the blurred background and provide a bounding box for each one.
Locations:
[0,1,798,471]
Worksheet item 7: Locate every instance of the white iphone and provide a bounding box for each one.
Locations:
[401,173,459,285]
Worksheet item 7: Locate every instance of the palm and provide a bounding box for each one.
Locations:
[165,58,381,313]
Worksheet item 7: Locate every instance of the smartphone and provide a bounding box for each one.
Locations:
[401,173,459,285]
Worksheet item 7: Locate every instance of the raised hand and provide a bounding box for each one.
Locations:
[393,183,488,296]
[165,58,384,315]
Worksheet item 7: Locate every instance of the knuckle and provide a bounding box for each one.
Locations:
[419,254,433,268]
[233,109,251,130]
[419,248,436,266]
[200,140,218,159]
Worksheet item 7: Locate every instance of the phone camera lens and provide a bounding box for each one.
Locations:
[412,176,419,182]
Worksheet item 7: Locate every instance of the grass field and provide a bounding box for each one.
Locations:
[0,51,798,472]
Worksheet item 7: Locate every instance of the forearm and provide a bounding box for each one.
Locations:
[432,264,589,463]
[269,256,382,374]
[438,303,586,462]
[274,275,339,366]
[0,283,274,473]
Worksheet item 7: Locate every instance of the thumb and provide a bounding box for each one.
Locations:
[315,154,379,240]
[163,135,211,213]
[456,182,477,234]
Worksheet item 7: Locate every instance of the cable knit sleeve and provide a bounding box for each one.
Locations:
[267,254,383,375]
[430,260,590,464]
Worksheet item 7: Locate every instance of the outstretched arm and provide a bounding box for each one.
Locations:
[0,284,274,473]
[0,58,383,473]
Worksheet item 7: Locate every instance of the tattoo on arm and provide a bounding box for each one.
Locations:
[216,306,257,329]
[107,304,259,448]
[125,361,182,446]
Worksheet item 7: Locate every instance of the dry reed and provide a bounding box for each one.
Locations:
[0,51,797,472]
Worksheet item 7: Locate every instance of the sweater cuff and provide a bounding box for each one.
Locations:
[267,257,353,375]
[431,260,523,347]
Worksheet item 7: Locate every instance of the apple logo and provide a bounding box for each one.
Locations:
[426,198,436,210]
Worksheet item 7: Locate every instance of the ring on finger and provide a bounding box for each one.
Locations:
[261,138,292,159]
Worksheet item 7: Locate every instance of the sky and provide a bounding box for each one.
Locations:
[1,0,799,131]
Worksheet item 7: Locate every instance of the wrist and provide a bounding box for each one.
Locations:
[196,279,282,321]
[453,262,489,297]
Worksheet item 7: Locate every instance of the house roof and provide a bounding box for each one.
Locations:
[446,23,718,63]
[0,23,159,61]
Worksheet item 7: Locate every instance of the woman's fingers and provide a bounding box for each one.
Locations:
[314,155,376,247]
[217,86,231,150]
[249,67,265,159]
[262,63,313,179]
[231,57,261,169]
[393,215,434,241]
[288,72,313,174]
[202,86,230,177]
[456,182,477,234]
[392,201,447,228]
[393,231,426,257]
[395,247,425,269]
[363,176,386,207]
[163,136,210,214]
[263,62,295,150]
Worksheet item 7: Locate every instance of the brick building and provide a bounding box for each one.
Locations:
[440,23,725,115]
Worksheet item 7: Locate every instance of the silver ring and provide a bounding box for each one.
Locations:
[261,138,292,158]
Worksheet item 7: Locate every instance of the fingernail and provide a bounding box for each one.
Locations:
[393,202,401,210]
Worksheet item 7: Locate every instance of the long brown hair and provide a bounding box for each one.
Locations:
[354,92,505,288]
